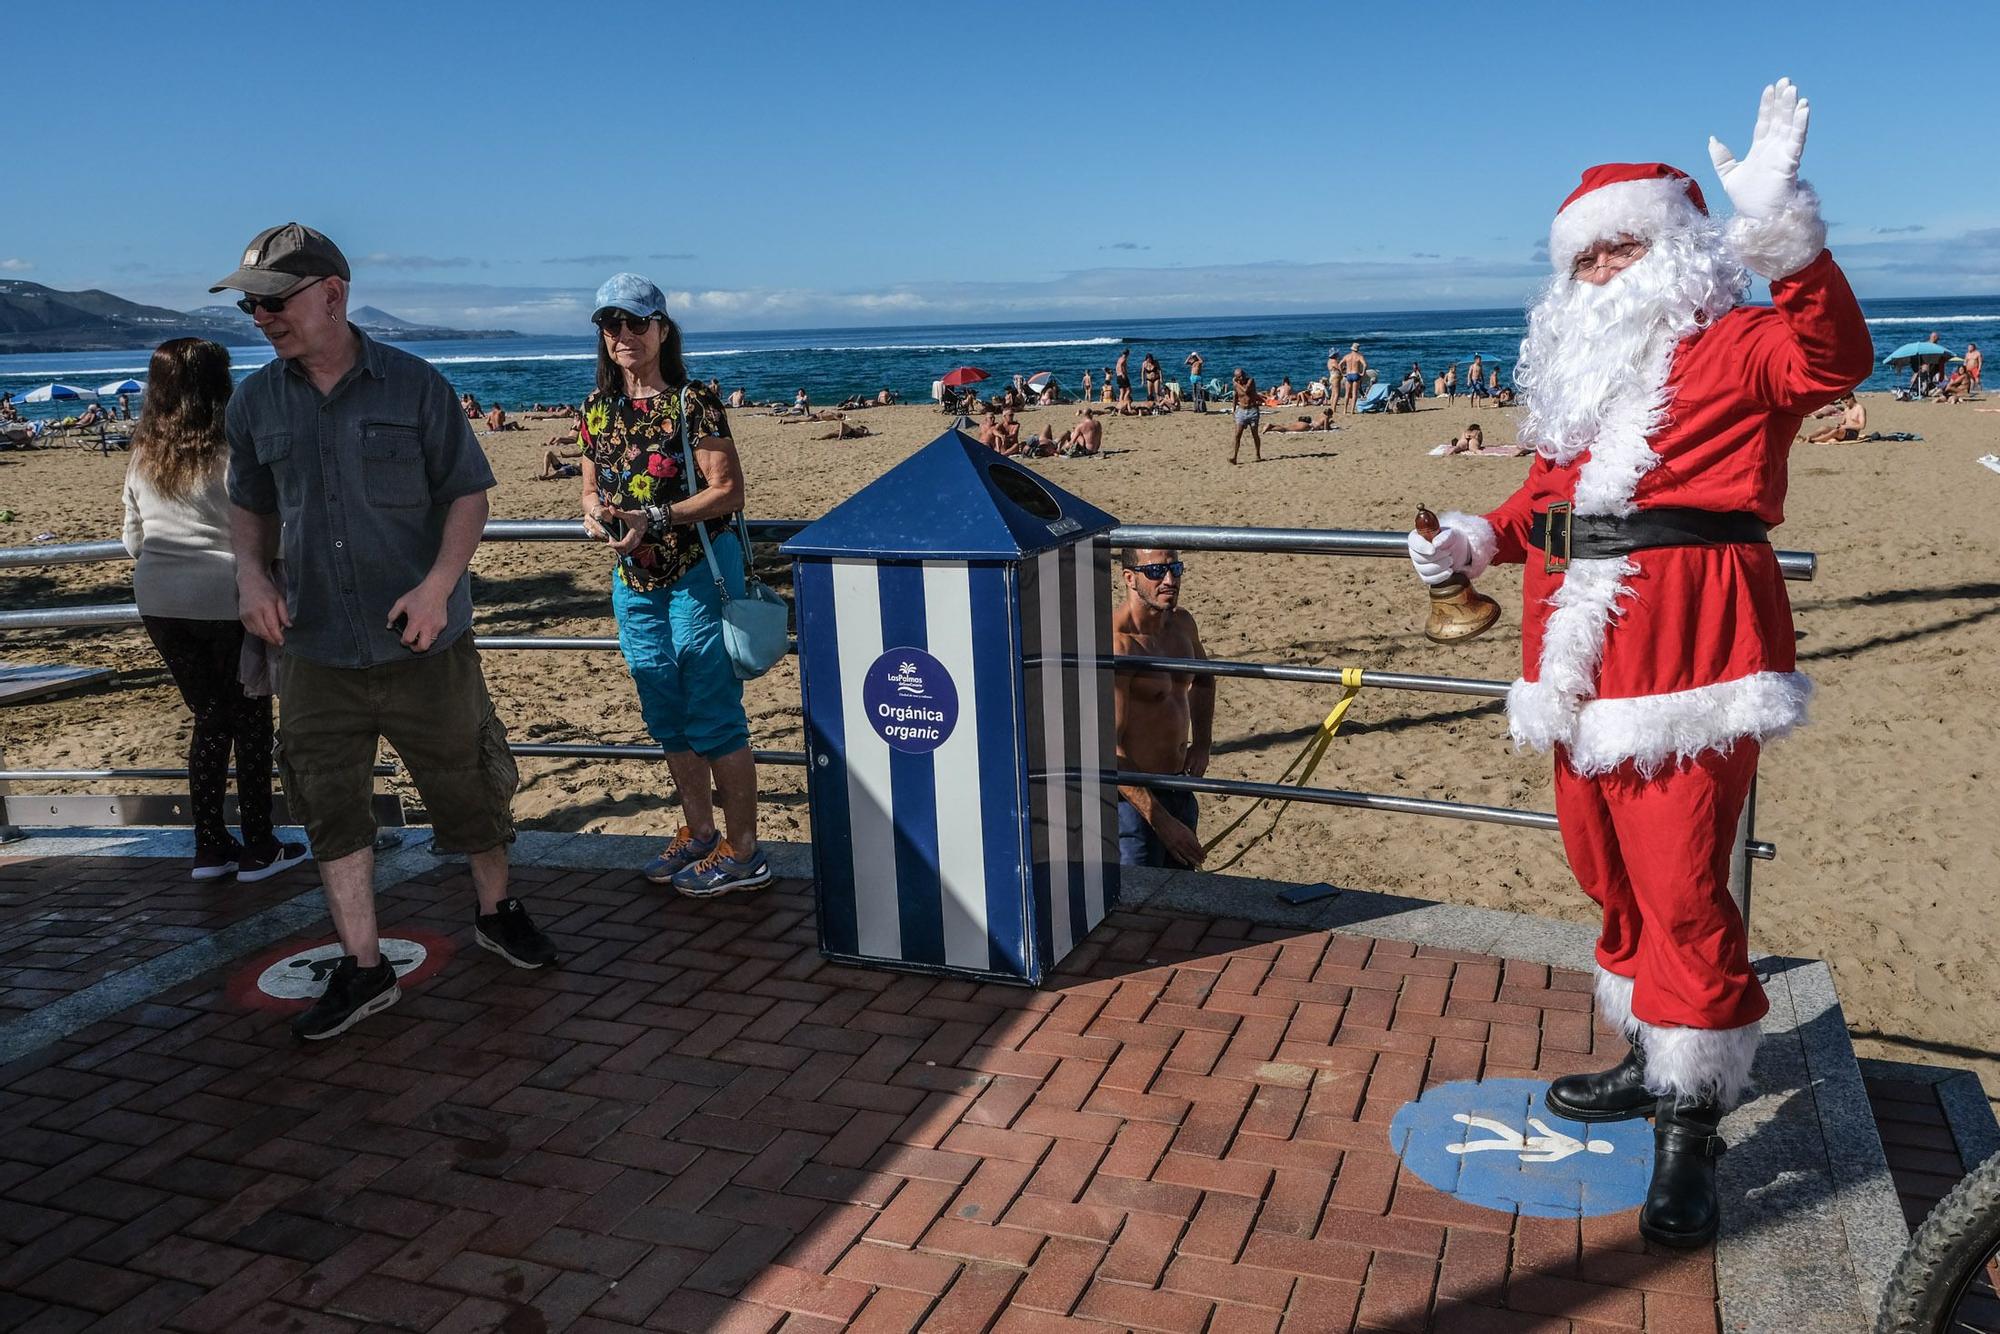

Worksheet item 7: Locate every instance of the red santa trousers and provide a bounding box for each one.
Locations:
[1554,742,1768,1042]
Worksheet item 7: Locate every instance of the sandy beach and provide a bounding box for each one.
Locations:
[2,391,1997,1098]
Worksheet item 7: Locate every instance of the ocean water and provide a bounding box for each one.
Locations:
[2,295,1991,424]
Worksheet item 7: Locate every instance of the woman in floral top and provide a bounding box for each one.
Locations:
[578,274,768,897]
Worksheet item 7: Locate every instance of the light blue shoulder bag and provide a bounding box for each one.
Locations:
[679,388,790,679]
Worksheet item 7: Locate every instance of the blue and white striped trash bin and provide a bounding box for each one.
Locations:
[782,429,1120,984]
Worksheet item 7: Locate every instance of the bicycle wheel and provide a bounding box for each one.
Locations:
[1878,1149,2000,1333]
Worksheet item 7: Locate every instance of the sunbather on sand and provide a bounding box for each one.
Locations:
[1427,422,1531,457]
[1064,408,1104,457]
[1264,407,1339,433]
[814,415,872,440]
[537,446,583,480]
[1803,395,1866,443]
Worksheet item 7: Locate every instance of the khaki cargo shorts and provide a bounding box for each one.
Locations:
[276,634,518,861]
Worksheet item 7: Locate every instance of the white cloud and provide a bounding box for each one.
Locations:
[0,258,32,272]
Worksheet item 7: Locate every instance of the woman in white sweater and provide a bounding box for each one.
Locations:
[123,339,307,882]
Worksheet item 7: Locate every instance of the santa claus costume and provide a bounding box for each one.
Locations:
[1408,81,1872,1247]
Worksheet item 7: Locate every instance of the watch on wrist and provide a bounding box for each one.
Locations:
[645,502,670,530]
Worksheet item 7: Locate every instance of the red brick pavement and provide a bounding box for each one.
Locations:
[0,854,319,1020]
[0,856,1720,1332]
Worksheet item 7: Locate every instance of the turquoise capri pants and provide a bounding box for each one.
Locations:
[610,530,751,759]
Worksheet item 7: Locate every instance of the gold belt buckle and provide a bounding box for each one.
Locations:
[1544,502,1573,574]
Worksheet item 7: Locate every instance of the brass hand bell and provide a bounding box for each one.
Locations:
[1415,505,1502,643]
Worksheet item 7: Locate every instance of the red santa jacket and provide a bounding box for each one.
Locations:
[1452,251,1872,775]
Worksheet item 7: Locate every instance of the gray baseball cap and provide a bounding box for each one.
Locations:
[593,273,669,320]
[210,222,351,296]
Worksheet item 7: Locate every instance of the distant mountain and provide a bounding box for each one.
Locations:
[0,281,516,352]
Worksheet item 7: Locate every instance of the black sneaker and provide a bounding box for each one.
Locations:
[474,898,558,969]
[289,956,400,1041]
[237,840,312,884]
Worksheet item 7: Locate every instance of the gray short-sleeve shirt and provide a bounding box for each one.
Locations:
[226,327,495,668]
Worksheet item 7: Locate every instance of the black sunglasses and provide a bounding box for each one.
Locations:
[235,276,326,316]
[595,313,657,337]
[1125,561,1184,581]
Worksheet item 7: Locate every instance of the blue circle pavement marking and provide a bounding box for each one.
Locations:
[861,646,960,755]
[1388,1078,1655,1218]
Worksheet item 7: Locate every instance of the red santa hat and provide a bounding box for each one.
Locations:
[1548,163,1710,273]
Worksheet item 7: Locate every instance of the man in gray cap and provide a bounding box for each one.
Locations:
[216,223,558,1042]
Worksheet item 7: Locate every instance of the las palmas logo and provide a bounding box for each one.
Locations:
[889,661,928,698]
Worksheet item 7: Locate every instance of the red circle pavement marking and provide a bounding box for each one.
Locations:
[225,928,457,1011]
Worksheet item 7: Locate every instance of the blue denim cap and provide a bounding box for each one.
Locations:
[592,273,669,320]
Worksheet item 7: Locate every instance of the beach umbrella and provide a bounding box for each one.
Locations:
[97,378,144,396]
[1025,371,1054,390]
[1883,341,1953,364]
[940,366,989,388]
[17,383,94,403]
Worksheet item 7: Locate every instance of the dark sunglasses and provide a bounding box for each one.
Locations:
[1126,561,1184,581]
[235,276,326,316]
[595,313,657,337]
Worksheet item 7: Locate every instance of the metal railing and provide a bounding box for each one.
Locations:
[2,517,1799,904]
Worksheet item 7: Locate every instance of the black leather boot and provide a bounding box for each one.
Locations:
[1543,1042,1652,1122]
[1639,1096,1726,1248]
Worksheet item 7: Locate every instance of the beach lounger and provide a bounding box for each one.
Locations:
[1354,383,1391,413]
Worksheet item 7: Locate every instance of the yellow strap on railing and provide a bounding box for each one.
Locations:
[1199,667,1364,872]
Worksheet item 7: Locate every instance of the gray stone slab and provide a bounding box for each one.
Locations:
[1934,1072,2000,1169]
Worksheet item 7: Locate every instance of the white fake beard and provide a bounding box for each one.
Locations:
[1515,226,1749,466]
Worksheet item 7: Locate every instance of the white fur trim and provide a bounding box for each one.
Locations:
[1640,1018,1759,1107]
[1595,968,1639,1041]
[1443,510,1497,580]
[1550,177,1708,273]
[1566,671,1812,777]
[1507,556,1634,754]
[1726,182,1827,281]
[1569,335,1676,516]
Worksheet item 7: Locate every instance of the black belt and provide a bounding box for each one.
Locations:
[1529,504,1769,573]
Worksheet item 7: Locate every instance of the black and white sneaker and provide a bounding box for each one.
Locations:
[289,956,400,1041]
[474,898,559,969]
[237,840,312,883]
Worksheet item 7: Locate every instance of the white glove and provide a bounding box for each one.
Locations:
[1407,525,1471,586]
[1708,78,1810,220]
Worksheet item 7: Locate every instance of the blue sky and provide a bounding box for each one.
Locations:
[9,0,1994,332]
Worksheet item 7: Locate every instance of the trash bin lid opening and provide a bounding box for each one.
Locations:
[987,463,1062,521]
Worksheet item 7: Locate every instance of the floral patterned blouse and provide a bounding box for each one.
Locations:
[578,382,733,591]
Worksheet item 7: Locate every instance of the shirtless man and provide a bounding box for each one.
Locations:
[1065,407,1103,456]
[1804,394,1866,443]
[1467,355,1485,403]
[1337,343,1368,412]
[1114,347,1134,414]
[996,408,1023,454]
[1229,368,1263,464]
[1185,351,1206,412]
[1081,369,1093,404]
[1112,550,1213,869]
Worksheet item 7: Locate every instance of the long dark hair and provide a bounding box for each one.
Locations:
[131,339,232,501]
[594,314,690,398]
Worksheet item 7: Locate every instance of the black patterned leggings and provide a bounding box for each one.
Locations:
[140,617,275,856]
